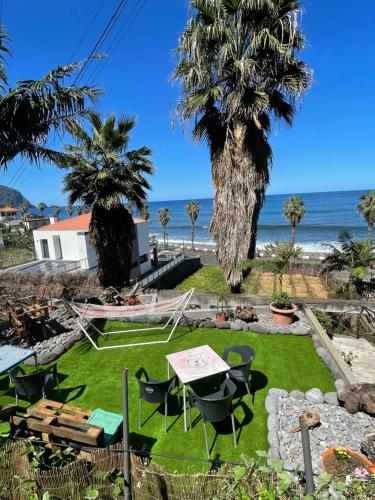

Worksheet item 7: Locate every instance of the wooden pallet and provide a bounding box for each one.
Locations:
[9,399,102,447]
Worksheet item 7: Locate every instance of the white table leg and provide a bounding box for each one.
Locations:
[183,384,187,432]
[167,361,170,379]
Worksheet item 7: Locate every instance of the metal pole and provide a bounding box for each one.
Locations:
[122,368,131,499]
[299,416,314,494]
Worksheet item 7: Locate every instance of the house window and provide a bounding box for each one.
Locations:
[139,254,149,264]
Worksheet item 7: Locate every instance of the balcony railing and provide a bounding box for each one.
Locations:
[140,254,184,288]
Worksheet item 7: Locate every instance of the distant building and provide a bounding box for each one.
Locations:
[0,206,22,222]
[0,227,3,248]
[23,216,51,231]
[32,212,152,278]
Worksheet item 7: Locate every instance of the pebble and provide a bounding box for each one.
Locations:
[305,388,325,404]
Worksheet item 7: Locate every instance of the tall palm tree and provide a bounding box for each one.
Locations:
[60,112,153,287]
[51,205,61,219]
[173,0,311,291]
[66,205,74,217]
[141,204,150,220]
[0,25,99,169]
[38,202,47,216]
[158,208,170,247]
[284,196,306,245]
[357,190,375,241]
[186,200,200,250]
[322,231,375,296]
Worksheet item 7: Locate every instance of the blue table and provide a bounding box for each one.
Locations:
[0,345,37,375]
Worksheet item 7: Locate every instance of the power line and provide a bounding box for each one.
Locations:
[86,0,148,86]
[73,0,130,86]
[68,0,108,63]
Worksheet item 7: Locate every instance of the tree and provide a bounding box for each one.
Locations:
[241,241,301,293]
[21,204,29,218]
[158,208,170,247]
[67,205,74,217]
[76,206,84,216]
[141,204,150,220]
[38,202,47,216]
[357,190,375,241]
[0,26,100,169]
[186,200,200,250]
[322,231,375,297]
[51,205,61,219]
[60,112,153,287]
[284,196,306,245]
[173,0,311,291]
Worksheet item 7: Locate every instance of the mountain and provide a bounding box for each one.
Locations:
[0,185,34,208]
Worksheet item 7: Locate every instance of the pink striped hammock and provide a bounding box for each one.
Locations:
[70,289,194,350]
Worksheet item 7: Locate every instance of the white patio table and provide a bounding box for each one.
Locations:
[166,345,230,432]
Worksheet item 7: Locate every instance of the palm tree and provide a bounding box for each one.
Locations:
[141,204,150,220]
[66,205,74,217]
[76,206,84,216]
[38,202,47,216]
[284,196,306,245]
[357,190,375,241]
[51,205,61,219]
[173,0,311,291]
[186,200,200,250]
[59,112,153,287]
[322,231,375,296]
[158,208,170,247]
[21,204,29,218]
[0,25,99,169]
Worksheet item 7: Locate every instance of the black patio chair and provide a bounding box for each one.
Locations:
[135,367,179,433]
[188,378,237,458]
[9,364,60,405]
[222,345,256,400]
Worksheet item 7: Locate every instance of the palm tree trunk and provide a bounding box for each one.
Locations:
[90,204,134,288]
[291,225,296,246]
[163,226,166,247]
[210,122,270,292]
[368,222,373,241]
[191,222,195,250]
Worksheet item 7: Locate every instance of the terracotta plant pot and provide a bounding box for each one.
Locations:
[215,312,228,321]
[269,303,297,325]
[322,447,374,478]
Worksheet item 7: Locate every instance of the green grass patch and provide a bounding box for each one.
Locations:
[0,322,334,473]
[175,266,229,294]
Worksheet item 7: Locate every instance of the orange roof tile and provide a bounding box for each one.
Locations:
[0,206,20,212]
[39,212,145,231]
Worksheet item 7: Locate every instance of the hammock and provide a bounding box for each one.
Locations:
[70,289,194,350]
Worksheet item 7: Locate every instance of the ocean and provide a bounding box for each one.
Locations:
[31,190,371,253]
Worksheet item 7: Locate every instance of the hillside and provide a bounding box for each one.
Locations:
[0,185,34,208]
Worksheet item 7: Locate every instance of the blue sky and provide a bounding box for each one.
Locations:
[0,0,374,205]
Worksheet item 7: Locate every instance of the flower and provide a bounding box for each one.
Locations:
[353,467,369,479]
[345,474,353,485]
[369,464,375,475]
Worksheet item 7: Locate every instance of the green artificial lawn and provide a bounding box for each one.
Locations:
[0,323,334,473]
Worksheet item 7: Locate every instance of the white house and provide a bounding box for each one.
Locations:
[32,213,152,278]
[0,206,22,222]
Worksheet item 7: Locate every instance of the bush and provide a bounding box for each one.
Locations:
[312,308,334,334]
[272,291,293,310]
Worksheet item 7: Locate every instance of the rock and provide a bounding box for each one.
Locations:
[316,347,332,364]
[235,306,258,323]
[324,392,339,406]
[202,320,216,328]
[265,394,278,414]
[230,321,243,331]
[269,388,289,398]
[305,388,324,404]
[361,432,375,462]
[268,446,280,460]
[335,379,346,390]
[290,390,305,400]
[337,383,375,416]
[290,324,310,336]
[215,320,231,329]
[267,429,279,448]
[267,414,277,430]
[250,323,268,334]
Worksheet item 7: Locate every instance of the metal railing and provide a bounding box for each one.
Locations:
[140,254,184,288]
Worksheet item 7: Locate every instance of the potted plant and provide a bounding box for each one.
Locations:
[270,291,297,325]
[215,294,232,321]
[99,288,118,306]
[322,446,374,479]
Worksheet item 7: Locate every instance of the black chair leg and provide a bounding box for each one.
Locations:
[165,401,168,433]
[231,413,237,448]
[203,421,209,458]
[138,399,142,429]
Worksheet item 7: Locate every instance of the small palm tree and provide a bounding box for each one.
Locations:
[241,241,302,293]
[141,204,150,220]
[186,201,200,250]
[158,208,170,247]
[284,196,306,245]
[51,205,61,219]
[322,231,375,296]
[38,202,47,216]
[66,205,74,217]
[357,191,375,241]
[59,112,153,287]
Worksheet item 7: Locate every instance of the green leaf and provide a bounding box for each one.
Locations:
[234,465,246,481]
[255,450,269,458]
[84,488,99,499]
